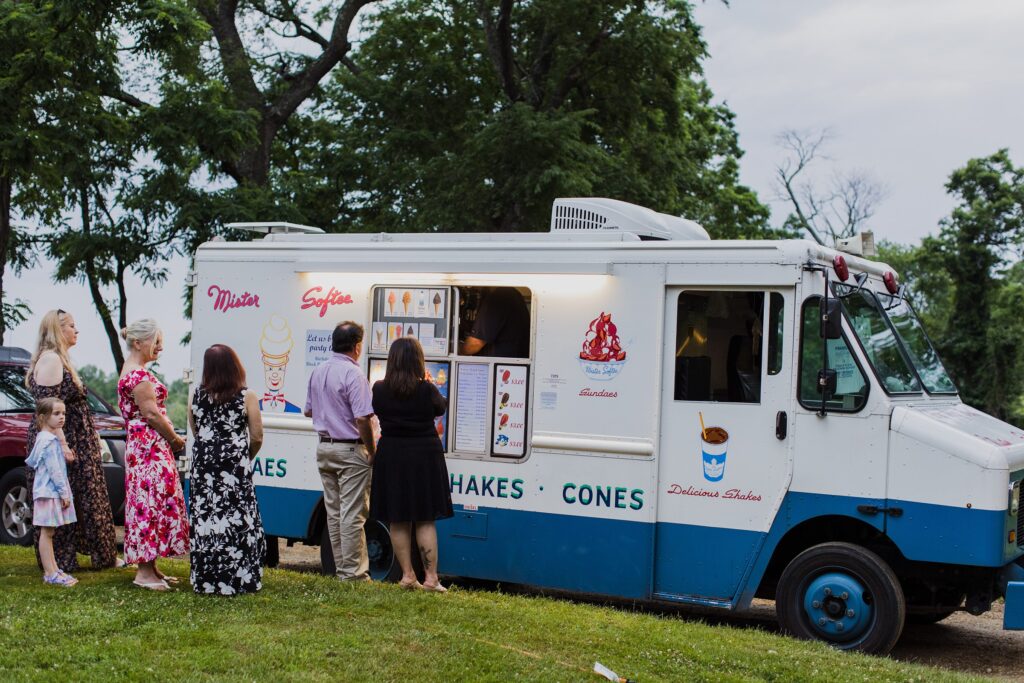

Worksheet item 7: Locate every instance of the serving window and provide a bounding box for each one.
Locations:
[368,284,533,460]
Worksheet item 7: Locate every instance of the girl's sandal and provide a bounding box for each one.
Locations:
[43,572,77,587]
[399,579,423,590]
[158,575,181,585]
[133,578,170,592]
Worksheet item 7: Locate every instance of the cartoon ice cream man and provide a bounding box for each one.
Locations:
[259,314,302,413]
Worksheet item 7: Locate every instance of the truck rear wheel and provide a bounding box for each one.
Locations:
[776,542,905,655]
[319,519,406,582]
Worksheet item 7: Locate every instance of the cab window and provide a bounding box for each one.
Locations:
[674,291,764,403]
[798,296,869,412]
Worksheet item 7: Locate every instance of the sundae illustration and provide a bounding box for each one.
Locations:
[258,314,301,413]
[402,290,411,314]
[578,312,627,381]
[432,291,442,317]
[387,290,396,315]
[699,412,728,482]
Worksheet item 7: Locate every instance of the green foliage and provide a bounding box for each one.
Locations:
[879,150,1024,425]
[77,364,119,405]
[319,0,772,236]
[0,546,982,682]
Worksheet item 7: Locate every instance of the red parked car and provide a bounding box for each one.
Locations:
[0,346,127,545]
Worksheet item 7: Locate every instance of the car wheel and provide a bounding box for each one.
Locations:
[0,467,33,546]
[776,542,905,655]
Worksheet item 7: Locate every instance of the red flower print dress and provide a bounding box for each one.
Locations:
[117,368,189,563]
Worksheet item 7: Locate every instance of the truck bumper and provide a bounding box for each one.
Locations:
[998,557,1024,629]
[1006,582,1024,630]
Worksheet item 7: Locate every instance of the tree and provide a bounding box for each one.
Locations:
[774,128,887,245]
[930,150,1024,418]
[319,0,772,236]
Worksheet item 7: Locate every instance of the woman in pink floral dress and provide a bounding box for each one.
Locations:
[117,319,189,591]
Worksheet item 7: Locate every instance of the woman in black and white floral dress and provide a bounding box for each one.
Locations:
[188,344,266,595]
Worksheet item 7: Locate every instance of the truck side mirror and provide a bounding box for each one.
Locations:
[817,368,837,399]
[820,298,842,339]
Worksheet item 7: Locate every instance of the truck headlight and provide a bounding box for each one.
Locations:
[1011,481,1021,517]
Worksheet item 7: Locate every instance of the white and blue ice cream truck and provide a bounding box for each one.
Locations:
[186,198,1024,654]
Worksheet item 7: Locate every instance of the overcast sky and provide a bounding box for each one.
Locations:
[7,0,1023,381]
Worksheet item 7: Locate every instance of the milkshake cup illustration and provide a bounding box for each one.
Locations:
[700,424,729,482]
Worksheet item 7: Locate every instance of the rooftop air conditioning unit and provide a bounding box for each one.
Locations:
[550,198,709,241]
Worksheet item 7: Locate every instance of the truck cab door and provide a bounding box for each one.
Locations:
[654,287,795,605]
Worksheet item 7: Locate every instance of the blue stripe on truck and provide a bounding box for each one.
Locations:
[248,483,1016,606]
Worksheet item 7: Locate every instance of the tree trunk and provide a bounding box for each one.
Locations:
[0,174,11,345]
[79,186,125,370]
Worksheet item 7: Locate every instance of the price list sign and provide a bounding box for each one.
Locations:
[454,363,489,453]
[492,364,528,457]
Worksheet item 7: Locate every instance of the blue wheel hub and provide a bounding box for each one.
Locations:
[802,572,872,641]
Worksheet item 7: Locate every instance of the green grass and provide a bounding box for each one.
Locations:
[0,547,988,682]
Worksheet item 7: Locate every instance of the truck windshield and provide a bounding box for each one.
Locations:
[874,292,957,394]
[832,284,921,394]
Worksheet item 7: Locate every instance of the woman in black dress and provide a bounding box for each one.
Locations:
[370,337,452,592]
[187,344,266,595]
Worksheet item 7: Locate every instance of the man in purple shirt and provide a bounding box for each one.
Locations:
[304,321,376,581]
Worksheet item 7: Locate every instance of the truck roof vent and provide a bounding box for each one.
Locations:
[225,222,325,235]
[550,198,709,241]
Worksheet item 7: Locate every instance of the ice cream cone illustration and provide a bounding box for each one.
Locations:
[432,292,442,317]
[402,290,411,314]
[258,314,300,414]
[387,290,396,314]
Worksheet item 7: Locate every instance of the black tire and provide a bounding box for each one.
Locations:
[319,518,411,582]
[0,467,33,546]
[263,535,280,568]
[776,542,905,655]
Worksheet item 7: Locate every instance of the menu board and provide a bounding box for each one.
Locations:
[492,364,529,457]
[426,360,451,450]
[372,286,449,356]
[454,362,489,453]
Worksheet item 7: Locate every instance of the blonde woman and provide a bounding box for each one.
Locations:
[117,319,189,591]
[25,310,118,572]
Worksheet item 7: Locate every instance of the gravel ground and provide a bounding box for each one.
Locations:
[278,540,1024,681]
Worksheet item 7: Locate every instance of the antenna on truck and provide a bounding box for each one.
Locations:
[225,222,325,235]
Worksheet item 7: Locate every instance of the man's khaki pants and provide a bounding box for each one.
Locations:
[316,442,371,581]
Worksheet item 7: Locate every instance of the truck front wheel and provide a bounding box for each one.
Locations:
[776,542,905,655]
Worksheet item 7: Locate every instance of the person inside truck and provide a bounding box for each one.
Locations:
[459,287,530,358]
